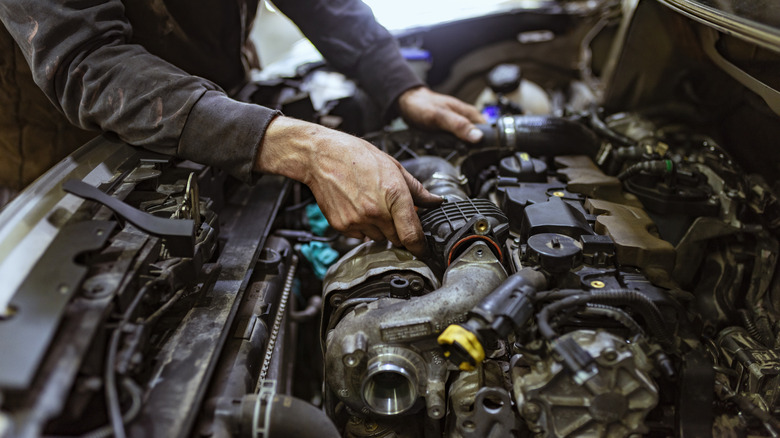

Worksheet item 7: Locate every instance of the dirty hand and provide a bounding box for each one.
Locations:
[255,116,442,256]
[397,86,486,143]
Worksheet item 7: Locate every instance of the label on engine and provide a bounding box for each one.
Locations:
[380,320,433,342]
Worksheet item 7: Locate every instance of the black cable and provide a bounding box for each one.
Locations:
[81,379,143,438]
[144,287,186,326]
[105,282,153,438]
[583,303,645,335]
[617,159,673,182]
[536,289,673,348]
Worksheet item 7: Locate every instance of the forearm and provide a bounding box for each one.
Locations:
[0,0,271,182]
[272,0,423,119]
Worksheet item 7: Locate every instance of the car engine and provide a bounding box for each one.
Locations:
[1,0,780,437]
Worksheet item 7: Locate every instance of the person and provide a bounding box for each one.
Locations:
[0,0,485,256]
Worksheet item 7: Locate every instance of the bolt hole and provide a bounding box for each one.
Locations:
[482,395,505,412]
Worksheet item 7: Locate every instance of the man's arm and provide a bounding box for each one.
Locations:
[0,0,442,255]
[272,0,486,141]
[0,0,275,183]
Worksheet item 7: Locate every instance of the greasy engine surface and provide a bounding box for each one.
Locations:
[317,110,780,437]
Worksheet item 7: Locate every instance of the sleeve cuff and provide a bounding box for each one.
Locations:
[178,90,281,184]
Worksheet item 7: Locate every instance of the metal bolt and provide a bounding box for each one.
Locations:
[344,354,358,367]
[474,218,490,235]
[522,402,541,421]
[602,348,618,362]
[590,280,606,289]
[365,421,378,432]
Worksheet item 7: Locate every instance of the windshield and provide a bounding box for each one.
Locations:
[362,0,539,30]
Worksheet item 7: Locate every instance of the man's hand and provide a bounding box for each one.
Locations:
[255,116,442,257]
[397,86,486,143]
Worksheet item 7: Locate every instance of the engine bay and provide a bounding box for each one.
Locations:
[1,0,780,437]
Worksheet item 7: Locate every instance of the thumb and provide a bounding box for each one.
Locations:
[400,167,443,208]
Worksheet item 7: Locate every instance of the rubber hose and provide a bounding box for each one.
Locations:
[588,111,634,146]
[268,394,340,438]
[400,156,458,182]
[731,394,780,431]
[476,116,600,157]
[400,156,468,200]
[738,309,771,348]
[752,306,775,348]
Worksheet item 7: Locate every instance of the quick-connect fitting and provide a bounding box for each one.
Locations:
[438,324,485,371]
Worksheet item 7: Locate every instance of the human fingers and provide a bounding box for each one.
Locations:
[356,223,392,244]
[399,166,443,208]
[384,185,427,257]
[447,98,487,124]
[431,106,484,144]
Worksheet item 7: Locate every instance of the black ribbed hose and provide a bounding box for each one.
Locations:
[476,116,600,157]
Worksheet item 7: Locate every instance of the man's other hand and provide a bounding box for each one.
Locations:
[397,86,486,143]
[255,116,442,257]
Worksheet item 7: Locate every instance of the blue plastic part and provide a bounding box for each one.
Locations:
[400,47,432,62]
[305,203,330,236]
[482,105,500,125]
[300,241,340,279]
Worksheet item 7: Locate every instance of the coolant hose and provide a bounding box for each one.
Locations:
[588,111,635,146]
[476,116,600,157]
[267,394,340,438]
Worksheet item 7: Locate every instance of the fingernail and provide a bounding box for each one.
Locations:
[467,128,483,143]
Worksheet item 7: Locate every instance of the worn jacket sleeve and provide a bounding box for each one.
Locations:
[0,1,277,183]
[272,0,424,119]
